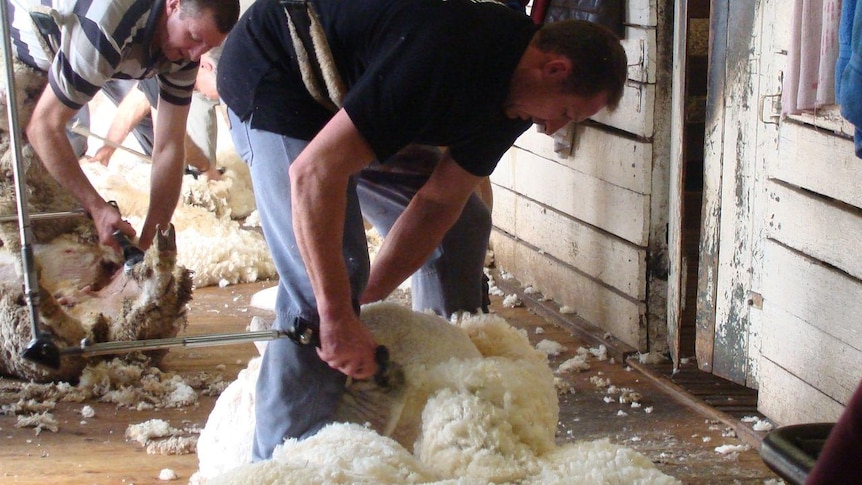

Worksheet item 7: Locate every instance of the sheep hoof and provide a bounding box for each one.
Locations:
[154,224,177,252]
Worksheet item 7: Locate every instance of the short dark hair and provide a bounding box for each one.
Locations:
[181,0,241,34]
[534,20,628,110]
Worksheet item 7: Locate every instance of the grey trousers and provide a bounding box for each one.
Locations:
[227,110,491,461]
[186,91,220,165]
[101,79,155,155]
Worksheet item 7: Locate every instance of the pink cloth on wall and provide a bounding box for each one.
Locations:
[782,0,842,116]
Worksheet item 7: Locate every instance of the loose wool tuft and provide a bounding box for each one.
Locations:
[416,388,541,482]
[454,311,551,365]
[416,356,558,460]
[532,439,682,485]
[193,302,682,484]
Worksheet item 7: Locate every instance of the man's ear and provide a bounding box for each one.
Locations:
[166,0,181,14]
[542,57,572,83]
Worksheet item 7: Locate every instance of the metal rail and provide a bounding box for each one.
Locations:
[61,330,292,357]
[0,0,62,368]
[67,120,152,161]
[0,209,87,223]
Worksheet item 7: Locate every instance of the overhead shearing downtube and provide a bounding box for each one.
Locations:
[0,0,61,369]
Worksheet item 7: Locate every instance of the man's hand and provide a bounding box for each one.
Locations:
[88,145,116,166]
[316,313,379,380]
[90,201,136,253]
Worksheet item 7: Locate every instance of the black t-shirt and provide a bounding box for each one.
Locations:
[219,0,536,176]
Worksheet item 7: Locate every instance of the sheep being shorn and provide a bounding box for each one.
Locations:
[193,302,681,485]
[0,54,193,382]
[0,225,193,382]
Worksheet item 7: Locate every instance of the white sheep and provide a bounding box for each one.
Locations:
[193,302,681,485]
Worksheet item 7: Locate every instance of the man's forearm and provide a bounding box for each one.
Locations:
[139,100,191,248]
[106,88,152,147]
[362,195,462,304]
[289,109,378,320]
[363,152,479,304]
[28,114,108,215]
[291,167,356,321]
[139,146,184,247]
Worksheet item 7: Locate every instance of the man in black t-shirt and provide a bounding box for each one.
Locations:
[218,0,627,460]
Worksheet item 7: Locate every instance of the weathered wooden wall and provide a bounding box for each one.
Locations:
[490,0,670,351]
[757,117,862,424]
[700,0,862,425]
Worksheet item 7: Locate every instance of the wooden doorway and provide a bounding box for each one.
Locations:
[680,0,709,359]
[668,0,710,366]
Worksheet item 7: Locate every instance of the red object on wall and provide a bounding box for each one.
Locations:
[530,0,550,24]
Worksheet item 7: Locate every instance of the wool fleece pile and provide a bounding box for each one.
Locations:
[192,302,681,485]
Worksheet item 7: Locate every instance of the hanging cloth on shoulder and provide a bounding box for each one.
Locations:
[281,0,346,112]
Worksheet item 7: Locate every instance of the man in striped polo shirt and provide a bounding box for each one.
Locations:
[6,0,239,252]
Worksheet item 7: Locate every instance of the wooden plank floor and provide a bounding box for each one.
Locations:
[1,279,781,484]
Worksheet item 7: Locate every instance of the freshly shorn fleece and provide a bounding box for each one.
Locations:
[192,302,681,485]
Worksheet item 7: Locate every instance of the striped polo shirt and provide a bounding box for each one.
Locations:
[8,0,198,109]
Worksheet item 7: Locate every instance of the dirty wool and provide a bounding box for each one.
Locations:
[192,302,681,485]
[0,353,229,454]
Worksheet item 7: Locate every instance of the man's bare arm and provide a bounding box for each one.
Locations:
[138,99,189,249]
[360,149,481,305]
[27,88,133,251]
[289,109,379,379]
[90,88,152,166]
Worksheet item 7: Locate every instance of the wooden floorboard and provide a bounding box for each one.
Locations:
[1,278,781,484]
[492,270,779,483]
